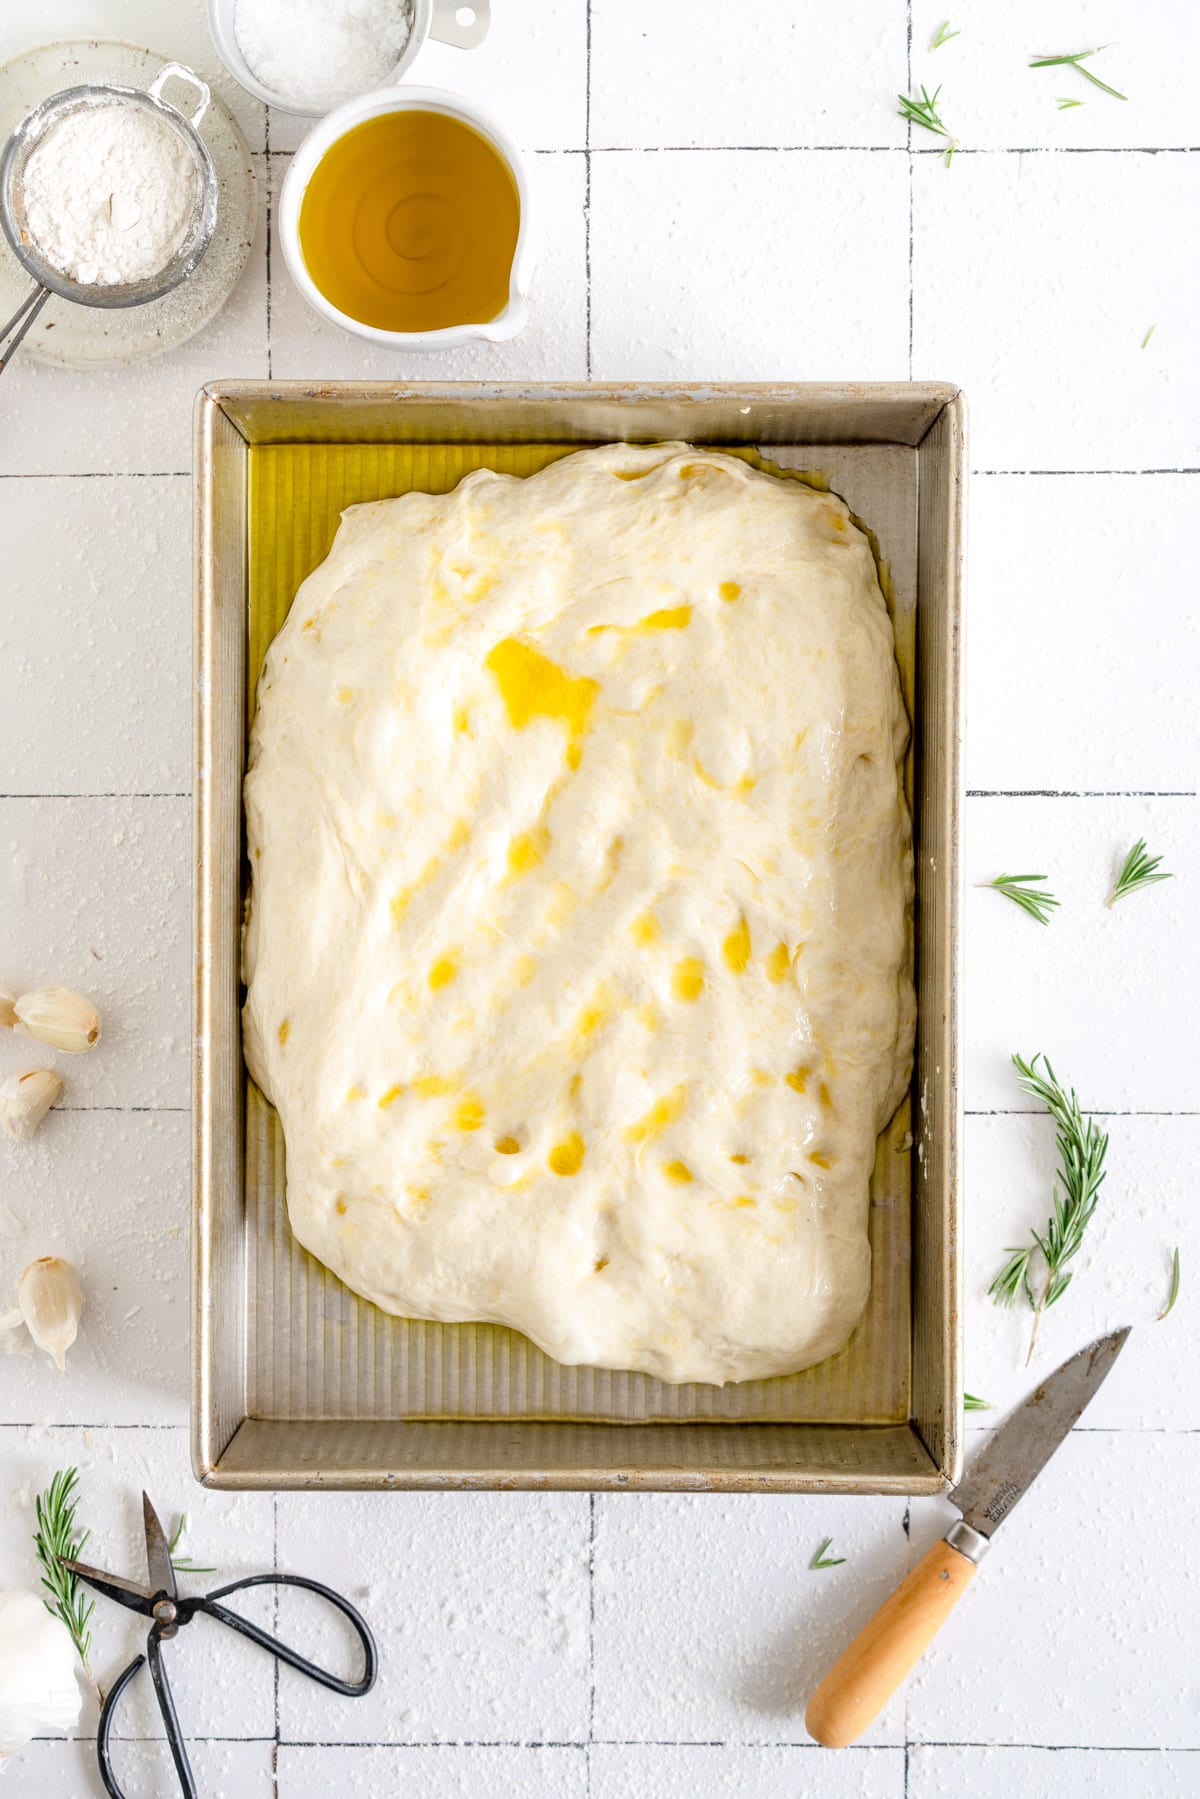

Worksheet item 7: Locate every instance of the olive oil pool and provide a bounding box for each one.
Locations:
[297,110,520,332]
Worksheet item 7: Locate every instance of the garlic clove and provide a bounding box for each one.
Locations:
[11,986,101,1053]
[18,1257,84,1373]
[0,984,16,1030]
[0,1304,30,1357]
[0,1068,64,1142]
[0,1590,82,1755]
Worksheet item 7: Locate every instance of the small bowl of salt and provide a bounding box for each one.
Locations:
[208,0,490,117]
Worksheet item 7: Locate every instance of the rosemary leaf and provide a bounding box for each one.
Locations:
[931,21,960,50]
[167,1511,217,1575]
[1057,96,1085,109]
[963,1393,993,1411]
[1141,325,1157,348]
[984,873,1060,926]
[1029,48,1127,100]
[810,1537,847,1570]
[33,1468,97,1689]
[898,84,951,138]
[1109,837,1173,906]
[1158,1247,1181,1321]
[989,1054,1108,1363]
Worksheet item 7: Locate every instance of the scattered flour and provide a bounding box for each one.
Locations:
[234,0,416,109]
[22,102,198,286]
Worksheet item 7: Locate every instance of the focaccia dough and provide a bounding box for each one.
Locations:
[243,443,914,1385]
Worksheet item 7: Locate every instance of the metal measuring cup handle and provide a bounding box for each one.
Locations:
[429,0,490,49]
[147,62,211,131]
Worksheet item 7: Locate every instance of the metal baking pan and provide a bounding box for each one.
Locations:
[192,381,964,1492]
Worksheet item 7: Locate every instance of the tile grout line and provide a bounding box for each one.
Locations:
[906,0,913,382]
[35,1734,1200,1751]
[265,107,273,383]
[253,142,1200,155]
[904,11,914,1789]
[272,1488,280,1797]
[586,1490,596,1798]
[584,0,593,382]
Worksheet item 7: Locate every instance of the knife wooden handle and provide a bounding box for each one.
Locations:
[805,1537,977,1747]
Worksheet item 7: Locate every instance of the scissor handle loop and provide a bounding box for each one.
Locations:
[197,1571,378,1696]
[96,1640,198,1799]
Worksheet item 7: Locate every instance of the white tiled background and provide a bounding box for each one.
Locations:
[1,1,1196,1794]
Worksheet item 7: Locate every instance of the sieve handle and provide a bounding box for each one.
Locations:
[0,283,50,375]
[429,0,490,50]
[148,62,211,130]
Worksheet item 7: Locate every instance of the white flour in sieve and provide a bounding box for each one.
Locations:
[234,0,416,110]
[22,102,198,286]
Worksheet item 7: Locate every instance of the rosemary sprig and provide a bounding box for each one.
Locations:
[1029,48,1127,101]
[33,1468,98,1692]
[810,1538,847,1570]
[168,1512,217,1575]
[931,21,960,50]
[984,873,1060,926]
[989,1054,1108,1364]
[1158,1247,1181,1321]
[1141,324,1157,348]
[1109,837,1172,906]
[963,1393,992,1411]
[898,85,957,165]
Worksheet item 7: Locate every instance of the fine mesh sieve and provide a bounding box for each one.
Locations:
[0,62,218,372]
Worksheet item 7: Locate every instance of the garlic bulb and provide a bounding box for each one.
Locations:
[0,1590,81,1758]
[17,1258,84,1373]
[0,1070,63,1143]
[0,986,14,1030]
[8,986,100,1053]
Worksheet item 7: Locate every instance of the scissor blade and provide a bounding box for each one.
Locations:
[950,1326,1130,1539]
[58,1555,156,1613]
[142,1491,177,1600]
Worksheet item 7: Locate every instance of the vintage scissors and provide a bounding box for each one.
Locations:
[59,1491,377,1798]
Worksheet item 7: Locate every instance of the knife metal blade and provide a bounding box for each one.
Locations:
[949,1326,1129,1549]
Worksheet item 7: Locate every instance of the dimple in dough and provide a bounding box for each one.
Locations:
[243,443,915,1385]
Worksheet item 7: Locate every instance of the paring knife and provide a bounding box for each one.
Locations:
[805,1325,1130,1747]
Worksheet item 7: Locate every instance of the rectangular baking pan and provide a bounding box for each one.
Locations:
[192,381,964,1492]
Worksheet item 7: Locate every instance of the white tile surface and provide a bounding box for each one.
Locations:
[0,156,268,478]
[273,1492,590,1743]
[0,1426,275,1743]
[912,152,1200,470]
[590,1744,904,1797]
[910,1746,1200,1799]
[590,150,909,381]
[278,1744,588,1797]
[0,1111,188,1425]
[909,2,1200,149]
[0,477,191,797]
[267,0,587,154]
[965,474,1200,792]
[0,797,190,1108]
[1,3,1198,1797]
[267,150,587,380]
[907,1432,1200,1747]
[590,0,907,149]
[10,1738,275,1799]
[963,795,1199,1113]
[592,1493,909,1746]
[962,1115,1198,1428]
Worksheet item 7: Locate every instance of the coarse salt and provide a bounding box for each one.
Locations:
[234,0,416,111]
[22,102,198,287]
